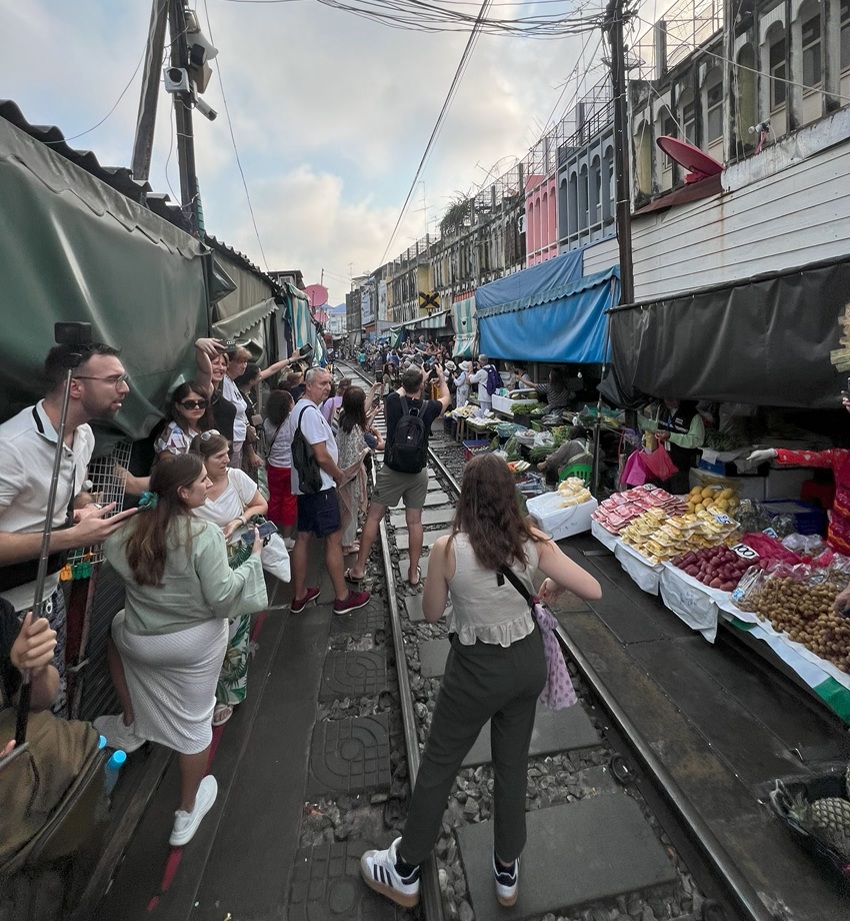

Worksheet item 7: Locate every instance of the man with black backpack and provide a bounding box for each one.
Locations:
[345,366,450,588]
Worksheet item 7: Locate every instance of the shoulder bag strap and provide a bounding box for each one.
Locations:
[499,563,534,605]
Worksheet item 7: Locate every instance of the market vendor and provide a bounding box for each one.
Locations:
[748,397,850,563]
[507,363,535,390]
[536,426,593,486]
[535,369,574,416]
[638,399,705,495]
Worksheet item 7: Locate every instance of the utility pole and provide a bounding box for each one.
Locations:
[131,0,168,182]
[604,0,634,305]
[168,0,201,236]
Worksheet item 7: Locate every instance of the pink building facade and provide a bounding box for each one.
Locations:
[524,173,558,267]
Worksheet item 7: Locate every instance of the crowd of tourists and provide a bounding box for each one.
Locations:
[1,332,609,911]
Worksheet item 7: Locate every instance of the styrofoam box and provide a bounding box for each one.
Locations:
[763,466,812,499]
[492,394,539,415]
[526,492,598,540]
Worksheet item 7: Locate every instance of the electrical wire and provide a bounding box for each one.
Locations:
[165,103,179,201]
[219,0,605,38]
[40,42,147,145]
[202,0,270,271]
[379,0,494,264]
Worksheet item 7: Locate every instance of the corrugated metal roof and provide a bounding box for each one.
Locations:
[204,234,281,291]
[0,99,151,203]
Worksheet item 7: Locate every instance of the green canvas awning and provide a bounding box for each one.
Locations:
[212,297,278,339]
[0,114,208,440]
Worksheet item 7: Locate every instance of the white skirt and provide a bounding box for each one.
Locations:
[112,610,227,755]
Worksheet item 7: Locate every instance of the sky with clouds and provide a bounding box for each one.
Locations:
[0,0,620,305]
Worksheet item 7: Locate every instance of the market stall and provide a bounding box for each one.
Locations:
[590,485,850,722]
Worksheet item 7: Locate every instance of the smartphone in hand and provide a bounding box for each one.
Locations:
[240,520,277,546]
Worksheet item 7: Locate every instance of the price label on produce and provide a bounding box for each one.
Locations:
[762,527,778,538]
[731,543,759,561]
[712,513,734,525]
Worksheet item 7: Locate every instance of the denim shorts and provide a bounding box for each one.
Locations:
[296,488,342,537]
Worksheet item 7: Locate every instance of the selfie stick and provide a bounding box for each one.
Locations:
[15,333,87,745]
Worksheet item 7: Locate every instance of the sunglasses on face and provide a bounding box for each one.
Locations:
[180,399,208,410]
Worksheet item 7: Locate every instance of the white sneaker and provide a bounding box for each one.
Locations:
[360,837,420,908]
[169,775,218,847]
[92,713,146,754]
[494,855,519,906]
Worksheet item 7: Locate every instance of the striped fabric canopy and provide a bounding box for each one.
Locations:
[451,293,477,358]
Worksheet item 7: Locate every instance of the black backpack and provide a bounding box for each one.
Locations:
[387,396,428,473]
[291,407,324,494]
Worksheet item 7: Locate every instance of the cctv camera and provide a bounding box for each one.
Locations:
[164,66,190,94]
[193,97,217,121]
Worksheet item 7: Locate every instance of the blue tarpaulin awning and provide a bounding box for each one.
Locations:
[475,249,619,363]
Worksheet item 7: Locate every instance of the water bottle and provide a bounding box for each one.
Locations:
[103,749,127,796]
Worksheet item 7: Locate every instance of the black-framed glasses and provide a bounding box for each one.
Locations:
[75,373,129,389]
[180,399,208,410]
[199,430,222,441]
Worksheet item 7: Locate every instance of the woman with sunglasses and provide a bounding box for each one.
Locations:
[154,383,211,460]
[190,432,269,725]
[96,454,266,846]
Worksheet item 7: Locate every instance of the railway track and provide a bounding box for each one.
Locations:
[338,361,770,921]
[334,364,732,921]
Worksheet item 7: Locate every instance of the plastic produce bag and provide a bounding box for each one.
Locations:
[641,446,678,482]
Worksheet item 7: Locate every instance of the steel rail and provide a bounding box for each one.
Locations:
[423,432,775,921]
[340,362,444,921]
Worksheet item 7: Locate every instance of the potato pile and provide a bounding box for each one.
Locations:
[752,574,850,672]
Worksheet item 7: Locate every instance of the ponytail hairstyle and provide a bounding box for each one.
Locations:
[124,453,205,586]
[449,452,543,571]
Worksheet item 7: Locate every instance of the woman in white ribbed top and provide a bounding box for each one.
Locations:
[361,452,601,910]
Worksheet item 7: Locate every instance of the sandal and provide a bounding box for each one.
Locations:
[344,567,365,585]
[341,543,360,556]
[408,565,422,588]
[212,704,234,727]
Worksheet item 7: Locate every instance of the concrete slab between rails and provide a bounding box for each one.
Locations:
[424,490,450,506]
[427,478,445,491]
[399,553,430,579]
[289,839,396,921]
[319,650,388,701]
[462,701,600,767]
[395,529,446,552]
[390,507,455,528]
[458,796,677,919]
[419,639,452,677]
[308,713,392,796]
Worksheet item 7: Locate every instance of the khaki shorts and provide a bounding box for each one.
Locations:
[373,463,429,509]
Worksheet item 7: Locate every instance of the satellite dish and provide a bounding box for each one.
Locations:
[305,284,329,308]
[656,136,723,184]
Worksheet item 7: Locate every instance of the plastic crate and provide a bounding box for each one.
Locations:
[462,439,491,461]
[761,499,827,535]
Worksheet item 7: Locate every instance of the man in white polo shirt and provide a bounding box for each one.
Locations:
[0,343,137,715]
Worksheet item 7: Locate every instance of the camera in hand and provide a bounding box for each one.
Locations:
[240,519,277,546]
